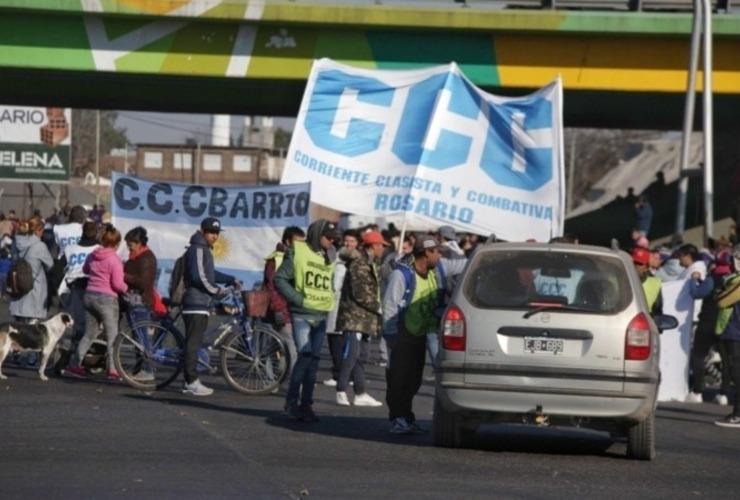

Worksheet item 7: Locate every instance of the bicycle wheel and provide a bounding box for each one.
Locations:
[220,325,289,395]
[113,321,184,391]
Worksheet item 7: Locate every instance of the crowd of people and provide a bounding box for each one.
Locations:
[1,202,738,432]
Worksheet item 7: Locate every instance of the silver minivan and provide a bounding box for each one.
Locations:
[434,242,677,460]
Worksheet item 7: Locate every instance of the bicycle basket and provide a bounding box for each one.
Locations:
[242,290,271,318]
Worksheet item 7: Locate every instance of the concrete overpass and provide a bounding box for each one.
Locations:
[0,0,739,131]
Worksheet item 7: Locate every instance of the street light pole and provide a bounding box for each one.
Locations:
[95,109,101,207]
[675,0,701,239]
[701,0,714,242]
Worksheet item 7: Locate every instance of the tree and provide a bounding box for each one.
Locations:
[71,110,128,177]
[274,127,292,150]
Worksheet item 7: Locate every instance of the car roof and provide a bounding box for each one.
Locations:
[474,241,630,260]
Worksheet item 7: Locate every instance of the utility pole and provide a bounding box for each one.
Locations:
[95,109,101,206]
[195,141,201,185]
[566,131,577,215]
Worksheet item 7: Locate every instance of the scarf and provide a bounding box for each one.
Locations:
[128,245,149,261]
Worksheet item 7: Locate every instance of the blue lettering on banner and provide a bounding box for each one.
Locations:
[305,70,394,157]
[466,189,552,220]
[111,174,311,228]
[391,73,447,166]
[293,150,371,185]
[374,194,474,224]
[480,98,553,191]
[306,68,555,192]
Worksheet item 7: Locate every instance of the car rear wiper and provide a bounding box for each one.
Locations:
[523,303,596,319]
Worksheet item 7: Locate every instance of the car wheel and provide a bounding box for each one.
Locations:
[433,397,469,448]
[626,411,656,461]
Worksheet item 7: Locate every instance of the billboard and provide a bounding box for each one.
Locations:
[0,106,71,183]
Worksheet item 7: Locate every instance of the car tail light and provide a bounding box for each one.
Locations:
[442,304,466,351]
[625,312,651,361]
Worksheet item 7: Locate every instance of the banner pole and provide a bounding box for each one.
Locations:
[398,215,408,260]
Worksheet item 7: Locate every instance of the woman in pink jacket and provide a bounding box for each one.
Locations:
[65,225,128,380]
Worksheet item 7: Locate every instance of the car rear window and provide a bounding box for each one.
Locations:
[463,249,632,313]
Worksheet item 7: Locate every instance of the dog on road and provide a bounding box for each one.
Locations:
[0,313,74,381]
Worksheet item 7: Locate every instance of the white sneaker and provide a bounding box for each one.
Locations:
[182,379,214,396]
[714,394,729,406]
[685,391,703,403]
[323,378,337,387]
[336,391,350,406]
[353,392,382,407]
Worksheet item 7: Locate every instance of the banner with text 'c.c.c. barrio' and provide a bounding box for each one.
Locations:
[111,173,310,295]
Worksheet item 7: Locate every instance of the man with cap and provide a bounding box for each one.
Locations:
[382,234,467,434]
[181,217,241,396]
[632,246,663,315]
[333,230,389,407]
[275,219,340,422]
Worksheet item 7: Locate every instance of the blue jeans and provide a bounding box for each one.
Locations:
[286,315,327,408]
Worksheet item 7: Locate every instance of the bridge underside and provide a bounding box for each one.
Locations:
[1,67,738,131]
[1,5,739,130]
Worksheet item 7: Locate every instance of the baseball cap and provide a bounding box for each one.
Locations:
[414,234,441,253]
[438,225,456,241]
[632,247,650,266]
[321,221,341,240]
[362,230,389,247]
[201,217,223,233]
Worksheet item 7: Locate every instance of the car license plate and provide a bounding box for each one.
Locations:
[524,337,564,354]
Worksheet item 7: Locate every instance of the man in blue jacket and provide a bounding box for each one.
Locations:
[181,217,240,396]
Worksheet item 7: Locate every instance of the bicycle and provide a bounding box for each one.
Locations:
[112,287,290,395]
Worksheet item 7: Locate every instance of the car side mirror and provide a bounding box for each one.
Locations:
[653,314,679,333]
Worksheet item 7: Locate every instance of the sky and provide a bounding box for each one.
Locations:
[115,111,296,146]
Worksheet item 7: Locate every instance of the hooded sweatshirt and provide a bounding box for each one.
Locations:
[9,234,54,319]
[181,230,237,313]
[83,246,128,298]
[274,219,336,317]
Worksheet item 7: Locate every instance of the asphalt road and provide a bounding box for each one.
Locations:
[1,301,739,499]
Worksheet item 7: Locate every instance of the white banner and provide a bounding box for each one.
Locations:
[657,279,693,402]
[110,173,310,295]
[281,58,564,242]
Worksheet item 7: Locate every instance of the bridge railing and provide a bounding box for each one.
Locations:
[455,0,733,12]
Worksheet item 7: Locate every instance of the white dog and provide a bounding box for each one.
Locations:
[0,313,74,381]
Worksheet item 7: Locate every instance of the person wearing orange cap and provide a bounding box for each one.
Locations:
[632,246,662,314]
[333,230,388,407]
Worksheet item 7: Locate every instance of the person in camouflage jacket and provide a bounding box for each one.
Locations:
[334,231,389,407]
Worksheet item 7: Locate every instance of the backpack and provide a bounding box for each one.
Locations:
[6,252,35,300]
[168,252,187,306]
